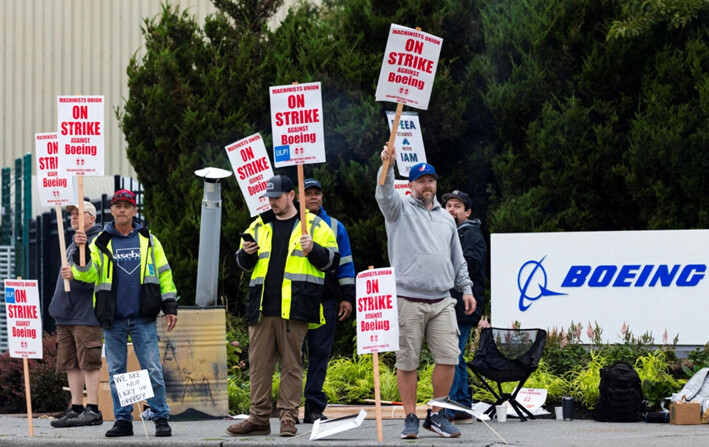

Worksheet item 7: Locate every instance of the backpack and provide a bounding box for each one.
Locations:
[593,361,646,422]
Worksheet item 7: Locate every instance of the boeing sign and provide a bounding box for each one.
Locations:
[493,230,709,345]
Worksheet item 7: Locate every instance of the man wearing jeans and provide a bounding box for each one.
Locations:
[376,151,475,439]
[69,189,177,438]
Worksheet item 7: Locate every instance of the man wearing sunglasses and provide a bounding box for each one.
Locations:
[67,189,177,438]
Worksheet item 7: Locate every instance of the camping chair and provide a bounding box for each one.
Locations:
[467,327,547,422]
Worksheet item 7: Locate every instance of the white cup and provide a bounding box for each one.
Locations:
[496,404,507,423]
[555,406,563,420]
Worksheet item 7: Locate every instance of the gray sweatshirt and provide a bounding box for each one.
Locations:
[375,165,473,300]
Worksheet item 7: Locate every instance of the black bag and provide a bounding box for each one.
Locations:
[593,361,646,422]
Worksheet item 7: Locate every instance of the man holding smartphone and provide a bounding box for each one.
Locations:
[227,175,339,438]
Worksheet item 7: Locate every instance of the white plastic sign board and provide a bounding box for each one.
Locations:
[4,280,43,359]
[492,230,709,345]
[57,95,105,176]
[35,132,77,207]
[225,133,274,216]
[386,111,426,177]
[356,268,399,355]
[310,409,367,441]
[394,180,411,199]
[269,82,325,167]
[114,369,154,407]
[375,24,443,110]
[428,397,490,421]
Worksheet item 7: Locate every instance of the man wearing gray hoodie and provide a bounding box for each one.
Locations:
[376,149,475,440]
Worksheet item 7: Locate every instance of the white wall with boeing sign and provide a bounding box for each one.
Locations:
[491,230,709,345]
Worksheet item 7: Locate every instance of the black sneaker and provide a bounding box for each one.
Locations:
[154,418,172,437]
[51,409,81,428]
[105,420,133,437]
[66,408,103,426]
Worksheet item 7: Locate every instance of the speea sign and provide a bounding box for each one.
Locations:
[492,230,709,345]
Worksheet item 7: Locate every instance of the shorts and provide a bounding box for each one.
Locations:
[395,297,460,371]
[56,325,103,371]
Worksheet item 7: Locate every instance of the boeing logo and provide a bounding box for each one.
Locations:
[517,257,707,311]
[517,256,566,311]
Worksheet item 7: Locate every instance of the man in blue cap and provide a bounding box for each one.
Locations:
[299,178,356,423]
[376,150,476,440]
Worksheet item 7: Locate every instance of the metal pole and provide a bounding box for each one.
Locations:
[14,158,24,278]
[23,153,31,277]
[1,167,11,245]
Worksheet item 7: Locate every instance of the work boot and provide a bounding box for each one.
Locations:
[226,419,270,436]
[105,420,133,437]
[303,408,327,424]
[66,408,103,426]
[154,418,172,437]
[280,419,297,437]
[50,408,81,428]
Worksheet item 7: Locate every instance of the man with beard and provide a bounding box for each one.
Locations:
[376,150,476,440]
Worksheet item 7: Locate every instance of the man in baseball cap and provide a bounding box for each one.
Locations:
[66,201,97,218]
[441,190,486,422]
[110,189,137,206]
[376,149,474,439]
[261,175,294,199]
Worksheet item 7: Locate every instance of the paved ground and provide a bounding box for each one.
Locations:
[0,413,707,447]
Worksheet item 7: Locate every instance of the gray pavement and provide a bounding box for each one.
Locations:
[0,413,707,447]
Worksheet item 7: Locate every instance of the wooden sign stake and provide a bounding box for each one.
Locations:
[367,265,384,442]
[77,176,86,266]
[378,103,404,185]
[55,206,71,291]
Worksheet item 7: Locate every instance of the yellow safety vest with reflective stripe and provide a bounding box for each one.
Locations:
[72,229,177,328]
[241,211,338,328]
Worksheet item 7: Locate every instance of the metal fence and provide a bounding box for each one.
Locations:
[0,245,15,352]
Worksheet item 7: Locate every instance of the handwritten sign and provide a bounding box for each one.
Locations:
[35,132,77,207]
[375,24,443,110]
[4,280,43,359]
[386,111,426,177]
[225,133,274,216]
[56,95,105,176]
[356,268,399,355]
[269,82,325,167]
[113,370,154,407]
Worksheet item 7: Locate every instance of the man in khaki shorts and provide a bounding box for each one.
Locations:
[49,201,104,427]
[376,150,475,439]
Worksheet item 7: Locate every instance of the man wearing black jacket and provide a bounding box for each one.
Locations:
[441,190,487,421]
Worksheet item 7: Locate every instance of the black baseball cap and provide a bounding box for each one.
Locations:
[442,190,472,210]
[261,175,294,198]
[303,178,323,191]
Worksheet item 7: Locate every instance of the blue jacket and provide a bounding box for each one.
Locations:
[315,206,356,306]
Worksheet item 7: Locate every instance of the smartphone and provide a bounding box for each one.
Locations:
[240,232,256,243]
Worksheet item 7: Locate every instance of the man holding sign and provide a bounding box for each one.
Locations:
[376,153,475,439]
[228,175,339,438]
[50,201,103,427]
[69,189,177,438]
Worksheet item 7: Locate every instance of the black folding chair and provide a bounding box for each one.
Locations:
[467,327,547,422]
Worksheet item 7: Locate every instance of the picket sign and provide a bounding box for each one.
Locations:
[57,93,105,266]
[375,24,443,185]
[268,81,326,238]
[35,132,76,291]
[356,266,400,442]
[114,370,154,439]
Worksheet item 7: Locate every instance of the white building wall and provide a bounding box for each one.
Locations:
[1,0,311,178]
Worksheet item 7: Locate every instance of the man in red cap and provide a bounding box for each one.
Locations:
[67,189,177,438]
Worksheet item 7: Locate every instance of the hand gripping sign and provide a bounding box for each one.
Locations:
[225,133,275,216]
[375,24,442,184]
